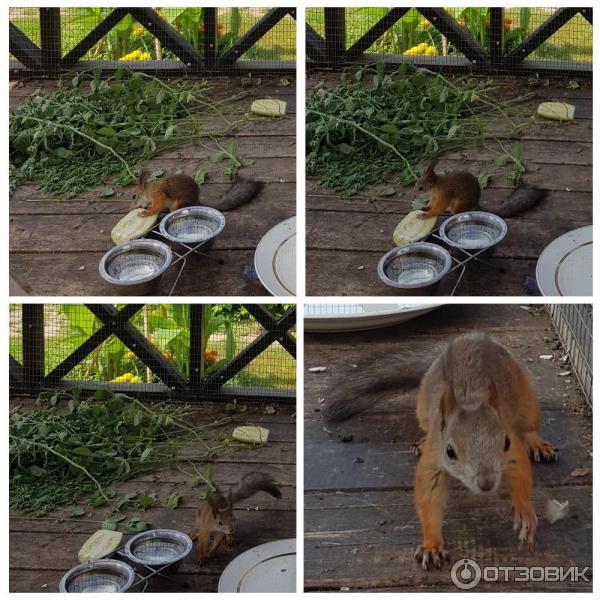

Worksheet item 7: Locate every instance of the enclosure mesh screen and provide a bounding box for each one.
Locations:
[9,304,296,401]
[547,304,593,407]
[9,7,296,73]
[306,7,592,71]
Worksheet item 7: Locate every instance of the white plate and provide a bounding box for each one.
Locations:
[304,303,442,332]
[218,538,296,593]
[536,225,592,296]
[254,217,296,296]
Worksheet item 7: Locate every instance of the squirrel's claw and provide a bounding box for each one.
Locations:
[411,437,426,457]
[225,534,237,547]
[414,545,449,570]
[524,432,559,463]
[512,506,538,547]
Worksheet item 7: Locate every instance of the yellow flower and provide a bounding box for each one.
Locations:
[162,351,172,360]
[130,375,141,383]
[125,351,136,360]
[132,25,145,37]
[138,52,151,61]
[420,19,430,28]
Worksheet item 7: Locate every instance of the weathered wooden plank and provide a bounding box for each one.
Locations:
[11,181,295,214]
[307,213,588,258]
[303,305,592,592]
[10,249,268,296]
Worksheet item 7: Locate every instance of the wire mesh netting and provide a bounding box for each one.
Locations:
[9,304,296,400]
[547,304,593,407]
[9,7,296,74]
[306,7,592,72]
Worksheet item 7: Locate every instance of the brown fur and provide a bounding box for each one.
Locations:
[136,171,263,216]
[413,333,556,570]
[414,159,547,219]
[190,472,280,561]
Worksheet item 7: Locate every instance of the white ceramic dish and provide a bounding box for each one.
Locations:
[536,225,592,296]
[218,538,296,593]
[254,217,296,296]
[304,303,442,332]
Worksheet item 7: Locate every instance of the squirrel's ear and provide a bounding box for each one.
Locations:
[440,384,456,430]
[427,158,439,174]
[138,168,149,183]
[207,493,220,516]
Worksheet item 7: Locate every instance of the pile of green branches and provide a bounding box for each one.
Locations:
[9,68,243,198]
[10,389,229,516]
[306,63,532,195]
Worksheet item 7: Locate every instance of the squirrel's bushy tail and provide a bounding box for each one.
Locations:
[203,177,264,212]
[492,185,548,218]
[322,348,437,422]
[231,472,281,504]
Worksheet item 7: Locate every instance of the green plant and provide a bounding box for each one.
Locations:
[9,389,229,516]
[9,69,244,198]
[306,63,534,195]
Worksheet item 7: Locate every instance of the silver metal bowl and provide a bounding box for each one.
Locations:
[122,529,193,574]
[99,240,173,295]
[159,206,225,246]
[439,211,507,253]
[59,559,135,593]
[377,242,452,295]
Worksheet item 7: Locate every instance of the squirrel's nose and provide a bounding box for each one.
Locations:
[477,473,495,492]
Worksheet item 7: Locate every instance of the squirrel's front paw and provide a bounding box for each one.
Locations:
[512,505,538,547]
[225,534,237,547]
[414,544,449,570]
[524,432,559,463]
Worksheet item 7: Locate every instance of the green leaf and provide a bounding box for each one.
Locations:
[164,125,175,140]
[126,518,149,532]
[100,188,115,198]
[148,169,164,182]
[70,507,86,517]
[137,492,157,511]
[29,465,47,478]
[194,168,207,184]
[478,170,491,189]
[165,491,182,509]
[210,152,225,163]
[336,143,354,155]
[380,186,396,197]
[140,447,153,462]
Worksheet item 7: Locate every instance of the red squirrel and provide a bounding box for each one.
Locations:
[134,170,264,216]
[323,333,558,570]
[190,472,281,561]
[414,159,548,219]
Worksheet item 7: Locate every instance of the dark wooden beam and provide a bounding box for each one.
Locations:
[324,8,346,66]
[243,305,296,358]
[40,8,61,74]
[86,304,188,392]
[578,7,592,25]
[488,7,504,65]
[128,7,202,68]
[418,7,489,65]
[45,304,144,383]
[347,8,410,61]
[306,23,326,62]
[505,7,580,62]
[9,22,42,70]
[22,305,45,392]
[219,7,291,65]
[62,7,130,64]
[189,304,203,395]
[202,8,218,67]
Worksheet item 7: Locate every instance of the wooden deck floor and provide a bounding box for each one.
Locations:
[304,304,592,591]
[10,399,296,593]
[306,73,592,296]
[9,77,296,296]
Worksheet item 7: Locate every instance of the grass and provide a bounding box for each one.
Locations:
[10,7,296,63]
[306,7,592,63]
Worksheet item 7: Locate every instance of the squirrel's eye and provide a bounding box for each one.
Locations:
[504,436,511,452]
[446,444,457,460]
[418,185,424,192]
[218,520,223,525]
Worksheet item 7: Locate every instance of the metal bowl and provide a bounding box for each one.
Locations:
[377,242,452,295]
[159,206,225,246]
[59,559,135,593]
[99,240,172,295]
[439,211,507,253]
[122,529,193,574]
